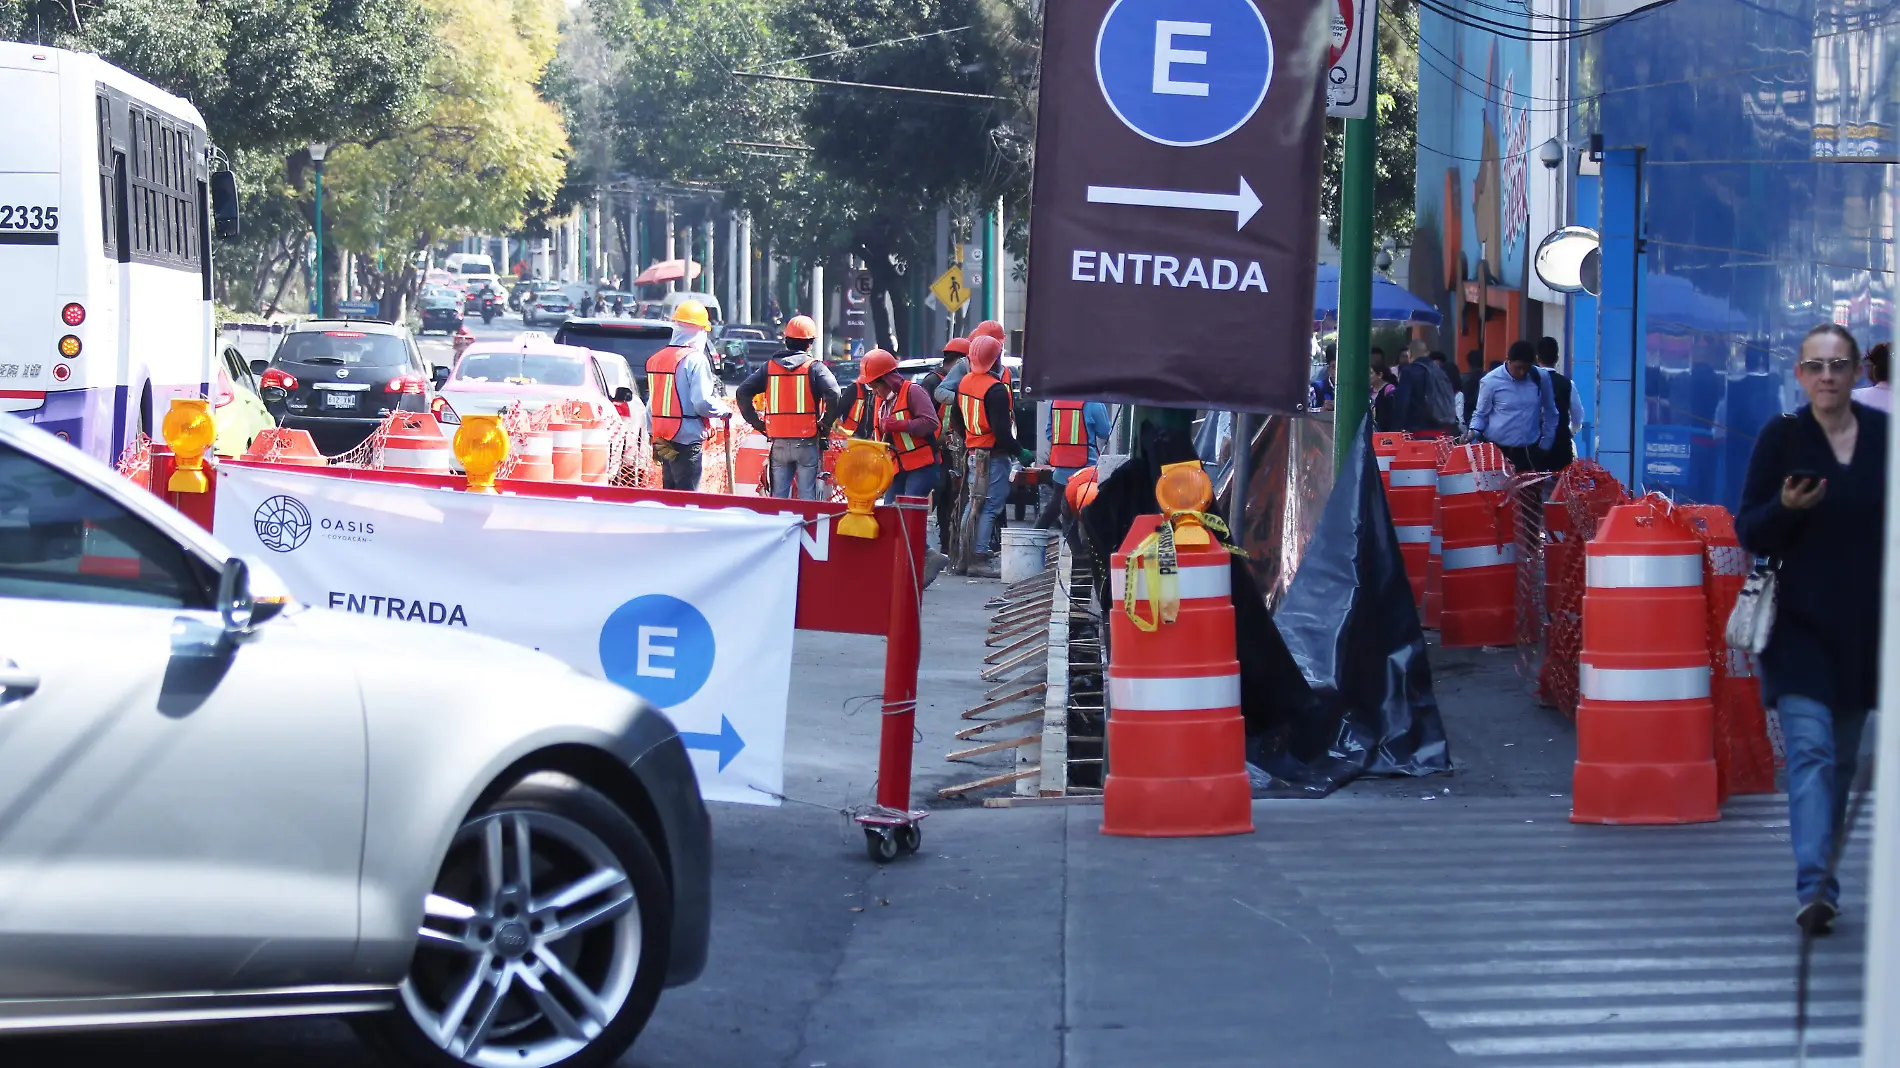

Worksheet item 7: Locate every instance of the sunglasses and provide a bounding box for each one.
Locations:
[1798,357,1856,375]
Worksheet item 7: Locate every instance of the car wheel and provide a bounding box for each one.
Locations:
[364,773,671,1068]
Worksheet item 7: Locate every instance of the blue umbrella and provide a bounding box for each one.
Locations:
[1312,264,1443,327]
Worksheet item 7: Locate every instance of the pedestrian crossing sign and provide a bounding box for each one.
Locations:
[931,267,971,314]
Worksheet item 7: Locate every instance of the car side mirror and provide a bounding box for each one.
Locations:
[218,557,285,638]
[210,169,241,241]
[250,358,269,378]
[613,386,635,403]
[433,365,451,388]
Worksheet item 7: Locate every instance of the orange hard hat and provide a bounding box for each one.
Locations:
[1065,472,1100,513]
[968,335,1002,374]
[972,320,1005,342]
[856,348,899,384]
[943,337,971,356]
[783,315,818,340]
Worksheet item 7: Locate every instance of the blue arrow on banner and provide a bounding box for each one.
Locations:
[678,715,746,771]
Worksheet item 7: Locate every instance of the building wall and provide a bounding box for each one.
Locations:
[1572,0,1896,504]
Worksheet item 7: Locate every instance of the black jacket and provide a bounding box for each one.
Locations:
[1735,404,1888,713]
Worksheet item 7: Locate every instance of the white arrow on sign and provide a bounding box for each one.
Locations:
[1085,176,1262,231]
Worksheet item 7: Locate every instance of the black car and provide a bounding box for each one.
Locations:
[257,321,434,452]
[553,318,676,396]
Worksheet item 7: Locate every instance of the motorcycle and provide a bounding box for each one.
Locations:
[480,292,499,324]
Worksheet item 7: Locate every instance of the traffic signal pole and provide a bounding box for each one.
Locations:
[1333,49,1378,473]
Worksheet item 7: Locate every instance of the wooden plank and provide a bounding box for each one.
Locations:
[981,643,1047,681]
[961,682,1045,719]
[985,616,1046,644]
[983,627,1046,664]
[937,767,1041,798]
[982,794,1105,808]
[955,707,1044,739]
[986,672,1046,701]
[947,733,1042,762]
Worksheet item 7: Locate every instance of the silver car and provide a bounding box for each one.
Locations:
[0,414,711,1067]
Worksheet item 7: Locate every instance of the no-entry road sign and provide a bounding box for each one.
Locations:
[1024,0,1329,413]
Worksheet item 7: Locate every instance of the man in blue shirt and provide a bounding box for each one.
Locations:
[1467,340,1558,470]
[1309,353,1337,410]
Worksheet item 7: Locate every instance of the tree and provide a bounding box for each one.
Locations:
[1320,7,1418,251]
[321,0,570,318]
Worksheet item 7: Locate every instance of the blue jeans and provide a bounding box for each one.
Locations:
[1778,694,1870,906]
[972,454,1012,556]
[884,462,940,505]
[768,439,821,500]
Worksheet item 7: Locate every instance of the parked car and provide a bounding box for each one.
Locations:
[213,345,275,457]
[552,319,676,396]
[710,325,768,379]
[523,287,574,327]
[255,320,435,454]
[0,412,711,1068]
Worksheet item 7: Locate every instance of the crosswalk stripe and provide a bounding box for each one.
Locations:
[1416,999,1862,1028]
[1356,932,1807,955]
[1446,1024,1863,1056]
[1395,975,1868,1002]
[1380,953,1862,979]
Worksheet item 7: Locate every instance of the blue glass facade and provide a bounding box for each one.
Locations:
[1415,0,1896,507]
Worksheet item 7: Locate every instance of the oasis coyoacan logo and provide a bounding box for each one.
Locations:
[253,495,312,553]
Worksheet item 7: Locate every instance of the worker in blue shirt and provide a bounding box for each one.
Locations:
[1037,399,1112,529]
[1467,340,1558,471]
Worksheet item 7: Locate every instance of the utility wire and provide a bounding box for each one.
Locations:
[756,25,971,69]
[1410,0,1679,40]
[732,69,999,101]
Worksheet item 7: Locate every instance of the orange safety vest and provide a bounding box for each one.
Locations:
[646,345,688,441]
[838,382,872,434]
[880,384,937,472]
[764,358,819,439]
[956,371,1000,450]
[1048,399,1090,468]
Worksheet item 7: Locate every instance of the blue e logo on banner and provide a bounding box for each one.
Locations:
[600,595,715,708]
[1094,0,1275,147]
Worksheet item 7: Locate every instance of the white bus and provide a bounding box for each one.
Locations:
[0,44,227,465]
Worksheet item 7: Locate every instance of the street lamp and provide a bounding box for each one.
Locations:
[308,142,329,318]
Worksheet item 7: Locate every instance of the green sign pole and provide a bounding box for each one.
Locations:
[1333,51,1378,472]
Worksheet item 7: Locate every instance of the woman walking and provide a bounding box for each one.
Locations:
[1736,323,1887,935]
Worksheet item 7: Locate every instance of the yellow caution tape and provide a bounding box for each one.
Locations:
[1123,519,1180,634]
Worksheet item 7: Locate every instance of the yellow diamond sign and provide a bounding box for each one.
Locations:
[930,266,971,314]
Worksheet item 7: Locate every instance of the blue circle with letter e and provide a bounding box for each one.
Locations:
[1095,0,1274,148]
[599,595,715,709]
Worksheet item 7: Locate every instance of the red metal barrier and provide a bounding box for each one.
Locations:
[145,445,930,824]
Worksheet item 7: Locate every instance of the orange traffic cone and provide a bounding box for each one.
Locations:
[1572,499,1719,824]
[1102,512,1253,838]
[244,427,327,467]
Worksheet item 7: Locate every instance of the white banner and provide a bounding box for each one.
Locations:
[212,465,801,806]
[1325,0,1378,120]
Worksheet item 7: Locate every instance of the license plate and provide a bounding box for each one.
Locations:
[324,392,356,410]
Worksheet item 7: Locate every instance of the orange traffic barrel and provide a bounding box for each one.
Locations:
[381,411,452,474]
[549,419,583,482]
[244,427,327,466]
[1104,514,1253,837]
[1572,499,1719,824]
[732,428,769,495]
[1387,441,1438,604]
[1438,443,1515,647]
[1373,431,1406,490]
[572,403,612,483]
[511,426,553,482]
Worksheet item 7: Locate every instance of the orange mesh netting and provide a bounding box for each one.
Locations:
[1672,503,1781,796]
[115,432,152,490]
[1534,461,1628,718]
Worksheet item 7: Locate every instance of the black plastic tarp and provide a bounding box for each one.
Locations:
[1253,417,1451,793]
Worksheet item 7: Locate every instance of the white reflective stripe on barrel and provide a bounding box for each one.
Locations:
[520,435,552,458]
[1111,561,1230,602]
[1438,470,1509,496]
[1109,672,1241,712]
[1395,525,1432,544]
[1388,468,1436,488]
[553,429,581,447]
[1377,456,1394,471]
[1585,553,1703,589]
[1442,543,1517,570]
[383,447,451,470]
[1579,664,1710,701]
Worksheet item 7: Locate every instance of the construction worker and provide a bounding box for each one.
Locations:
[1039,399,1113,529]
[857,348,941,503]
[922,339,968,546]
[736,314,841,500]
[949,335,1024,575]
[645,300,728,491]
[932,320,1011,409]
[832,372,876,440]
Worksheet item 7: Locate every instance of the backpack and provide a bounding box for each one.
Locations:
[1421,363,1459,427]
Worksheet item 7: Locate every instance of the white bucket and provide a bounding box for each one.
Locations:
[999,527,1055,585]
